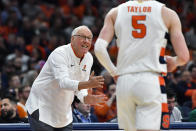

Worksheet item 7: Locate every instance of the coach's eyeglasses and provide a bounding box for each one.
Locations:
[73,34,92,41]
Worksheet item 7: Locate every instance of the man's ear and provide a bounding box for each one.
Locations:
[71,36,74,42]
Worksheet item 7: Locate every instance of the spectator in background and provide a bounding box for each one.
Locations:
[6,45,30,73]
[44,35,58,57]
[176,70,196,107]
[64,15,80,40]
[190,65,196,84]
[72,96,98,123]
[0,36,9,70]
[185,19,196,50]
[0,95,28,123]
[49,17,64,37]
[94,83,117,122]
[22,0,41,19]
[186,51,196,71]
[22,70,38,87]
[5,33,17,53]
[26,35,46,60]
[18,17,35,44]
[189,108,196,122]
[166,88,182,122]
[17,85,31,118]
[13,57,23,75]
[0,0,22,24]
[167,71,182,92]
[0,62,16,91]
[8,74,21,90]
[4,74,22,101]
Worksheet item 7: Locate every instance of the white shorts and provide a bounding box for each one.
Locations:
[116,72,163,131]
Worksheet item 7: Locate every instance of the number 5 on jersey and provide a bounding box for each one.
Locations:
[132,15,146,38]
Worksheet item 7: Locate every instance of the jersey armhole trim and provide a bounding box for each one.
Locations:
[160,5,168,33]
[114,5,121,34]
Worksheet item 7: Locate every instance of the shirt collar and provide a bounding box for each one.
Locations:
[70,43,85,64]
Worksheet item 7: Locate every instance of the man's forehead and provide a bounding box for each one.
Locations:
[2,98,10,102]
[77,28,92,36]
[168,98,175,101]
[1,99,10,104]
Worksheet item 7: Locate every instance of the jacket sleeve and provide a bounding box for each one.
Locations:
[49,50,79,91]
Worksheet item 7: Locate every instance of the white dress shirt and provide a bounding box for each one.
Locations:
[25,44,93,128]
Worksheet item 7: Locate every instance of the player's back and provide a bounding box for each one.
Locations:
[114,0,168,75]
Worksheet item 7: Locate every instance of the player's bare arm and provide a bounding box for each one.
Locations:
[162,7,189,72]
[98,7,117,42]
[94,8,118,77]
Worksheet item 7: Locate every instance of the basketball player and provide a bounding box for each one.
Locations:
[94,0,189,131]
[26,25,106,131]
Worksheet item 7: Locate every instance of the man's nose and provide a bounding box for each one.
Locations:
[84,38,90,42]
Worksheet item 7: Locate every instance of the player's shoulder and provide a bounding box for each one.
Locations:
[162,6,177,17]
[162,5,179,27]
[107,7,118,16]
[106,7,118,24]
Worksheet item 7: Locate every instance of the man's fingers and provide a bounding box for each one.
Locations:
[98,85,103,88]
[95,76,104,79]
[93,95,107,104]
[97,94,107,101]
[94,103,104,107]
[95,76,104,82]
[86,94,107,105]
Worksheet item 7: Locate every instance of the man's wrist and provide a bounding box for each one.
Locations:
[78,81,90,91]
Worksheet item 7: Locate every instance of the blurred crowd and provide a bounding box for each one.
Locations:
[0,0,196,124]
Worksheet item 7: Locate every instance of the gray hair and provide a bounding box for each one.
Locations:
[71,25,92,36]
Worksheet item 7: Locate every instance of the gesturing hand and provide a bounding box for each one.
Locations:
[88,71,104,89]
[78,71,105,90]
[84,94,107,106]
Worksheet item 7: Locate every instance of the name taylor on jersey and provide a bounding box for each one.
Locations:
[127,6,151,13]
